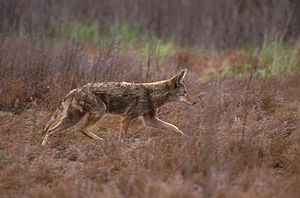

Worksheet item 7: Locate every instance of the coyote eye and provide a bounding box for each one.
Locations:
[183,91,186,94]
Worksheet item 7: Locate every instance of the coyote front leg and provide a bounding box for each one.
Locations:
[142,113,187,137]
[119,116,133,142]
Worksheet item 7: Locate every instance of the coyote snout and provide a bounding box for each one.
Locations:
[42,69,195,145]
[180,95,196,106]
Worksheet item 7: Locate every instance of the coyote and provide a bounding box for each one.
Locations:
[41,69,195,146]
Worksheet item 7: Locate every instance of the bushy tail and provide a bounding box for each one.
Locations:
[42,90,76,137]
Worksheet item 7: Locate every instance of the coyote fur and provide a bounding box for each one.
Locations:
[41,69,195,146]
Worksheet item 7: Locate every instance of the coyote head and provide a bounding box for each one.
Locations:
[168,69,196,106]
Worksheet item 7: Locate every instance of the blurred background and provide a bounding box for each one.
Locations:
[1,0,299,48]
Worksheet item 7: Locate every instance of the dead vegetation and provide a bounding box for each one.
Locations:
[0,40,300,198]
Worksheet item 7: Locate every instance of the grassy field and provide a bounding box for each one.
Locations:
[1,37,300,198]
[1,1,300,197]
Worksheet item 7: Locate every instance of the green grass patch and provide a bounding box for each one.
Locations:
[258,40,300,76]
[220,39,300,78]
[55,21,101,44]
[140,39,176,61]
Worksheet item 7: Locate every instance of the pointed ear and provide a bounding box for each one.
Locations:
[169,69,187,89]
[177,69,187,83]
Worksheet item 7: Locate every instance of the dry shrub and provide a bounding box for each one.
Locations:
[0,39,144,113]
[166,49,260,81]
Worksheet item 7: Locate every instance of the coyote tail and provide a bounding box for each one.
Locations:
[42,90,76,137]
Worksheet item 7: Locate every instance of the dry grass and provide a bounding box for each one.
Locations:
[1,39,300,197]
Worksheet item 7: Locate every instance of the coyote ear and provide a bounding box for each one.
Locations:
[170,69,187,89]
[177,69,187,83]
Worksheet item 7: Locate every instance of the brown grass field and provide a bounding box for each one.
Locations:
[0,40,300,198]
[1,1,300,197]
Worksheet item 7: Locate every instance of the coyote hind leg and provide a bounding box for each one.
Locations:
[78,112,104,141]
[42,111,84,146]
